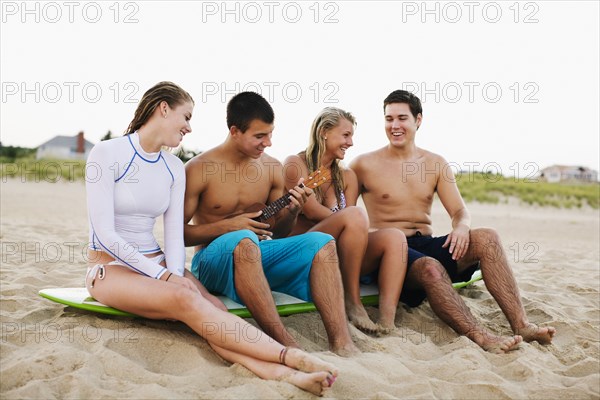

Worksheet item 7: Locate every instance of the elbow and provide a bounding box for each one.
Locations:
[300,208,322,222]
[303,210,328,223]
[183,226,195,247]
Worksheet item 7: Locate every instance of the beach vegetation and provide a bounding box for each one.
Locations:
[2,154,598,209]
[456,172,599,209]
[0,143,36,162]
[0,145,201,182]
[1,158,87,182]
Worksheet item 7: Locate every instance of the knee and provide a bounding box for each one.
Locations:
[172,286,202,312]
[234,238,261,265]
[172,288,217,319]
[413,257,447,284]
[314,239,338,266]
[332,207,369,234]
[472,227,501,244]
[380,227,407,246]
[342,206,369,229]
[470,228,502,259]
[235,229,260,244]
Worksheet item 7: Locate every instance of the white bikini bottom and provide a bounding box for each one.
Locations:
[85,254,167,294]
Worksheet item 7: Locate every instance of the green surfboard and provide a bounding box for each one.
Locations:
[39,270,482,318]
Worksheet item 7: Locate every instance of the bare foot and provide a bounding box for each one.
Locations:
[376,304,399,335]
[516,323,556,344]
[468,329,523,354]
[376,322,396,335]
[282,371,335,396]
[346,303,379,335]
[331,342,361,357]
[285,348,339,377]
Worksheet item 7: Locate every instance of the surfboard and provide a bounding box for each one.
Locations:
[39,270,482,318]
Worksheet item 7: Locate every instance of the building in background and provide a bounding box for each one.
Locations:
[539,165,599,183]
[36,132,94,160]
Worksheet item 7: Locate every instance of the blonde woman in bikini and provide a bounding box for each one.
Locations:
[284,107,408,334]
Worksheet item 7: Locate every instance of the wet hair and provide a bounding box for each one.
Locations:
[302,107,356,206]
[125,81,194,134]
[226,92,274,133]
[383,90,423,119]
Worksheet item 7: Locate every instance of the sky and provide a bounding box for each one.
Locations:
[1,0,599,178]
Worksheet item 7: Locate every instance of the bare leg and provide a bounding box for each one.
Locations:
[309,241,361,356]
[308,207,378,333]
[361,229,408,332]
[458,228,555,344]
[87,266,337,395]
[88,265,285,356]
[210,345,336,396]
[406,258,522,353]
[233,238,300,348]
[183,269,227,311]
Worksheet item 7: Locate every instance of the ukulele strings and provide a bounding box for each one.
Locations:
[259,169,328,221]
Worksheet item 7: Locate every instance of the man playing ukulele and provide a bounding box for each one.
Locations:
[184,92,359,356]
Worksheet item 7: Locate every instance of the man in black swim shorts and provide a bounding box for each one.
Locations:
[350,90,556,353]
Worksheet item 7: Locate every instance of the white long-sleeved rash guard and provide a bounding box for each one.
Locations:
[86,132,186,278]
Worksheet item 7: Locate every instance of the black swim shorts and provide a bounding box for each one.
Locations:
[402,232,479,307]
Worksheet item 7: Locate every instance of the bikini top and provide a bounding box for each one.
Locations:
[329,191,347,213]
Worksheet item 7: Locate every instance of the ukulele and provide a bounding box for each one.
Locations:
[226,167,332,228]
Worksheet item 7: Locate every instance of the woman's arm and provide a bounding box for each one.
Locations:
[163,156,186,276]
[283,154,334,223]
[343,168,360,207]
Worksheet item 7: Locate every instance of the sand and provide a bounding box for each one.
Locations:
[1,179,599,399]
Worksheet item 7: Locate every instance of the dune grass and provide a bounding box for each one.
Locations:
[456,172,599,209]
[2,159,598,209]
[0,158,87,183]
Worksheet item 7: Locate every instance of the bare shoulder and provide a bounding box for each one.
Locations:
[350,147,387,172]
[260,153,284,188]
[342,165,358,190]
[342,164,357,180]
[186,147,219,167]
[418,148,451,177]
[184,147,223,187]
[283,153,309,188]
[419,148,447,164]
[283,153,304,167]
[350,150,375,166]
[261,152,283,167]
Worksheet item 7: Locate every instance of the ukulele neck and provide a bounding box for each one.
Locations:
[259,182,305,221]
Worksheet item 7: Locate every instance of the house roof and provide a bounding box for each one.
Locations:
[541,164,595,173]
[38,135,94,149]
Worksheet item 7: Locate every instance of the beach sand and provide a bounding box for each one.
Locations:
[1,180,599,399]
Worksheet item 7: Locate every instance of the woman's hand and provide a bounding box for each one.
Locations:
[163,272,198,291]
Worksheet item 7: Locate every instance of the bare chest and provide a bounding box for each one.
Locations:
[362,161,438,206]
[201,177,273,217]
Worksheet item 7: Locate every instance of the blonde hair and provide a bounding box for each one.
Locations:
[302,107,356,205]
[125,81,194,135]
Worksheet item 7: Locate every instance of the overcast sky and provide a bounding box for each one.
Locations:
[1,0,598,177]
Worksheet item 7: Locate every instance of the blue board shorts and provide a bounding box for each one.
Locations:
[191,230,334,305]
[402,232,480,307]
